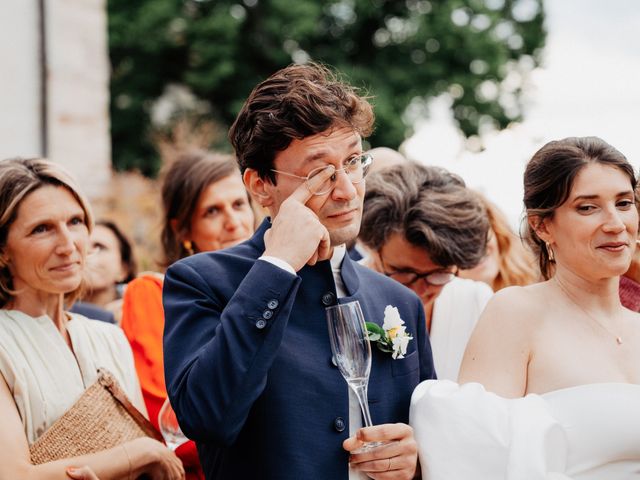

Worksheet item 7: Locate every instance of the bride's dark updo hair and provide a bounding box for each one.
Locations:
[523,136,637,279]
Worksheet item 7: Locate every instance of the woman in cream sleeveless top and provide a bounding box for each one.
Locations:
[0,158,184,479]
[0,309,142,443]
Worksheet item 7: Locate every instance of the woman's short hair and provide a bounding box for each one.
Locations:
[95,220,137,283]
[523,136,637,279]
[0,157,94,307]
[229,63,374,183]
[160,149,241,266]
[360,162,489,269]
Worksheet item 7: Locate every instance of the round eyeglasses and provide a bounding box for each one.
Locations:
[389,270,456,287]
[379,252,456,287]
[270,153,373,196]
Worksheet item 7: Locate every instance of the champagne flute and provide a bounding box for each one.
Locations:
[326,300,383,452]
[158,398,189,451]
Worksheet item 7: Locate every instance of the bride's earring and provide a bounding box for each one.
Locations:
[546,242,555,262]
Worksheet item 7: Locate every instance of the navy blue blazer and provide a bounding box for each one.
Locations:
[163,219,435,480]
[69,301,115,324]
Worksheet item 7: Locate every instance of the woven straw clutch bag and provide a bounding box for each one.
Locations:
[30,368,163,464]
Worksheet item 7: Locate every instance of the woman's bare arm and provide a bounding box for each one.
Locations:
[0,375,184,480]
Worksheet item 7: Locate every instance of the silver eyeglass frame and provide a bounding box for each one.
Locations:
[270,153,373,195]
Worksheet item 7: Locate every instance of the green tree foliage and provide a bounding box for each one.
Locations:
[109,0,545,175]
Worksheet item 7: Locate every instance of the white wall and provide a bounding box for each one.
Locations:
[0,0,111,198]
[0,0,42,159]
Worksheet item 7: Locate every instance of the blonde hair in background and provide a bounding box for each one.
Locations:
[0,158,94,308]
[481,194,538,291]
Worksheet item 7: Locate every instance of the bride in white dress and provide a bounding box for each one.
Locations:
[410,136,640,479]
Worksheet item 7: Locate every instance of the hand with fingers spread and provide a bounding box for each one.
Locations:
[344,423,419,480]
[263,165,336,271]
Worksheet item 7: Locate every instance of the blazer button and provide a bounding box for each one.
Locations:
[334,417,346,432]
[262,310,274,320]
[255,319,267,329]
[321,292,336,306]
[267,299,279,310]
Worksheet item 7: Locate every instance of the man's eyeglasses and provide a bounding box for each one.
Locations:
[378,252,456,287]
[270,153,373,196]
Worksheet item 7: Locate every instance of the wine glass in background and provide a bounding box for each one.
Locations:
[158,398,189,451]
[326,300,383,453]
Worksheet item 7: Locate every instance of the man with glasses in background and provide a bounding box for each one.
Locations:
[360,162,493,381]
[162,63,435,480]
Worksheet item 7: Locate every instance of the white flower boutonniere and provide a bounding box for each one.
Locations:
[366,305,413,359]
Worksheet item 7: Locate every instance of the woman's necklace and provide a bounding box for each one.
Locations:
[554,277,624,345]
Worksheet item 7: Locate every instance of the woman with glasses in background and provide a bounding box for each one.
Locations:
[359,162,492,380]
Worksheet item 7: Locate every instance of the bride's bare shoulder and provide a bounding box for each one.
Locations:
[476,282,551,333]
[488,282,548,310]
[459,283,549,390]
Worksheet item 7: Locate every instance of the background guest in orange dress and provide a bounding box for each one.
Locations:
[121,150,255,479]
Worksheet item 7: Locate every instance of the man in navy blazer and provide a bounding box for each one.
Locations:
[163,63,436,480]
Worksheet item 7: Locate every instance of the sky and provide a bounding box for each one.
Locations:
[403,0,640,228]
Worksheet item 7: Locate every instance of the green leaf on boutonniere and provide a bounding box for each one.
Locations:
[366,322,385,337]
[376,343,394,353]
[365,322,393,353]
[368,332,381,341]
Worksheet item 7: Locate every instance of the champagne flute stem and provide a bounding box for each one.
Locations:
[351,384,374,427]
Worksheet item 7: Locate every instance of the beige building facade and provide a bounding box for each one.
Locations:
[0,0,111,197]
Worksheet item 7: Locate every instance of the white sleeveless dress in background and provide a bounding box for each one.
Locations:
[429,277,493,380]
[0,309,144,444]
[410,380,640,479]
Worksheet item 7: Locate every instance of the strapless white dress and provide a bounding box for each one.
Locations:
[410,380,640,479]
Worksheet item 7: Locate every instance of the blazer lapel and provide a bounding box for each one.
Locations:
[339,252,360,297]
